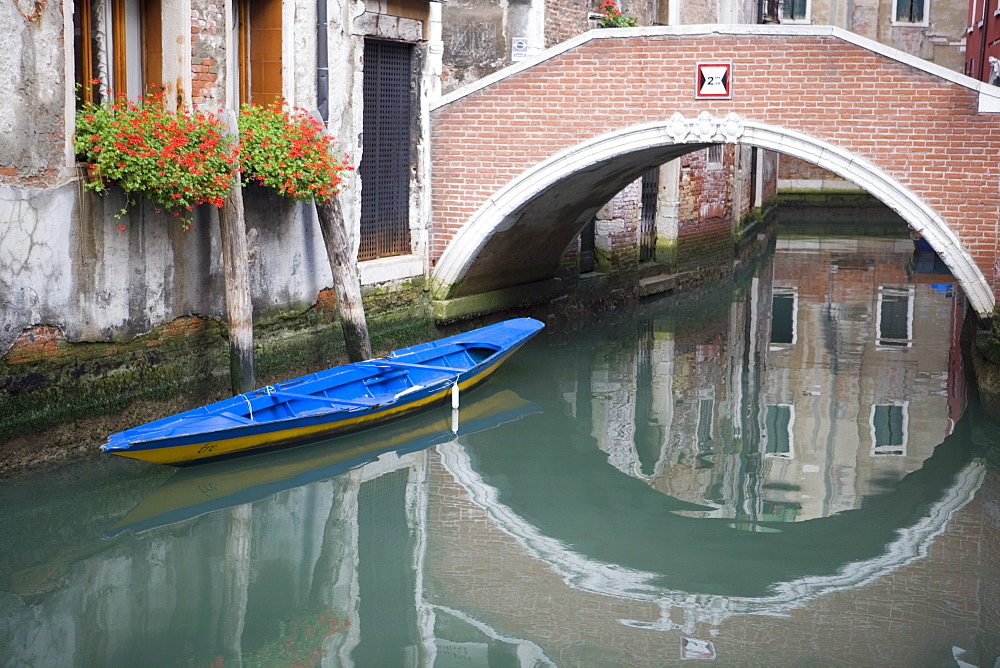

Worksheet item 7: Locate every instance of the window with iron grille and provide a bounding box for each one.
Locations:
[639,167,658,262]
[359,39,414,261]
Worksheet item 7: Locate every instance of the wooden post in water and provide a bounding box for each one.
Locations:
[220,110,256,394]
[316,195,373,362]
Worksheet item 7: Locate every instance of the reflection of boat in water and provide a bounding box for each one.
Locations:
[103,318,544,465]
[107,387,539,537]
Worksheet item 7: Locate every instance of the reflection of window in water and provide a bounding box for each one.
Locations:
[762,500,801,522]
[770,287,797,348]
[697,398,714,451]
[876,286,913,349]
[871,403,907,455]
[764,404,793,458]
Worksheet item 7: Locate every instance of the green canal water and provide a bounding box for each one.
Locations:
[2,226,999,666]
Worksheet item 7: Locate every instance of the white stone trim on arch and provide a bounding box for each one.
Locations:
[430,115,996,316]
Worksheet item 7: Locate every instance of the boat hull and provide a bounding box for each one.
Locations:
[106,387,539,535]
[102,318,543,465]
[114,353,510,465]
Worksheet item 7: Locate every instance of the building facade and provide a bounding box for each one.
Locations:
[966,0,1000,82]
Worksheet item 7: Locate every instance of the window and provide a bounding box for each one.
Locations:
[893,0,926,23]
[764,405,793,458]
[359,39,415,261]
[639,167,658,262]
[579,216,596,273]
[782,0,809,22]
[871,403,907,455]
[73,0,99,106]
[876,286,913,349]
[74,0,163,102]
[697,397,714,451]
[238,0,283,105]
[770,287,798,347]
[707,144,723,170]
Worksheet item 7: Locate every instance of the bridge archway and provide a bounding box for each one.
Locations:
[430,116,995,315]
[428,26,1000,318]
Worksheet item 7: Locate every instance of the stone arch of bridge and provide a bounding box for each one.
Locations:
[430,116,995,317]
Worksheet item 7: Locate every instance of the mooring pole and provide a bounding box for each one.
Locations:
[220,110,256,394]
[316,195,373,362]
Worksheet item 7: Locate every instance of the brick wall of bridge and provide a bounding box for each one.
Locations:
[430,33,1000,293]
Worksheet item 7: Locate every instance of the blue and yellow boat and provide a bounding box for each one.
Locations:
[106,386,539,536]
[102,317,544,465]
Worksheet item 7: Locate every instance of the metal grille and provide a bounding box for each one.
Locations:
[579,216,596,273]
[359,39,413,261]
[639,167,659,262]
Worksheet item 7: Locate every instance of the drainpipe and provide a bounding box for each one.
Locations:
[317,0,329,121]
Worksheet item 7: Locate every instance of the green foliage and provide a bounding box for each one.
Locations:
[238,103,353,202]
[74,90,237,227]
[978,311,1000,365]
[245,608,350,667]
[597,0,638,27]
[73,94,353,231]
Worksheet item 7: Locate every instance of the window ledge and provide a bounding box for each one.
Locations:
[359,254,424,285]
[890,20,930,27]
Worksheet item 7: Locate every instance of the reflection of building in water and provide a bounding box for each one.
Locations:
[0,450,434,666]
[759,235,965,522]
[580,231,965,526]
[427,444,994,666]
[0,422,554,665]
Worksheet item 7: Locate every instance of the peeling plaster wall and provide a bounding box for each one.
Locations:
[0,0,438,360]
[0,183,335,356]
[0,0,67,185]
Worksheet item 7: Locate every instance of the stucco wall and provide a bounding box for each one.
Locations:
[0,182,335,357]
[0,0,67,186]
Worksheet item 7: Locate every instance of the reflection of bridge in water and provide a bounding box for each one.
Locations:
[425,229,993,662]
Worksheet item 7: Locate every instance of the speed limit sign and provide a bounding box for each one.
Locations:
[695,62,732,99]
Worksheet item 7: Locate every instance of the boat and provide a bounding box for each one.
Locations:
[106,387,539,536]
[102,317,544,466]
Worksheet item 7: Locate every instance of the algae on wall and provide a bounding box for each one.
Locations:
[0,275,435,474]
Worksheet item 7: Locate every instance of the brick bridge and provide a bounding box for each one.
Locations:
[428,25,1000,318]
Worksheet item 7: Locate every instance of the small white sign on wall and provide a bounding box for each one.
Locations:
[512,37,529,61]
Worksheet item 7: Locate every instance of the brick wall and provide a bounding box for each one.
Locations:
[544,0,656,49]
[675,148,735,271]
[594,179,640,280]
[429,33,1000,292]
[190,0,225,107]
[544,0,593,48]
[779,154,842,183]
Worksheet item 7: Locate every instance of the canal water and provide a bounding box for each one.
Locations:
[2,222,1000,667]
